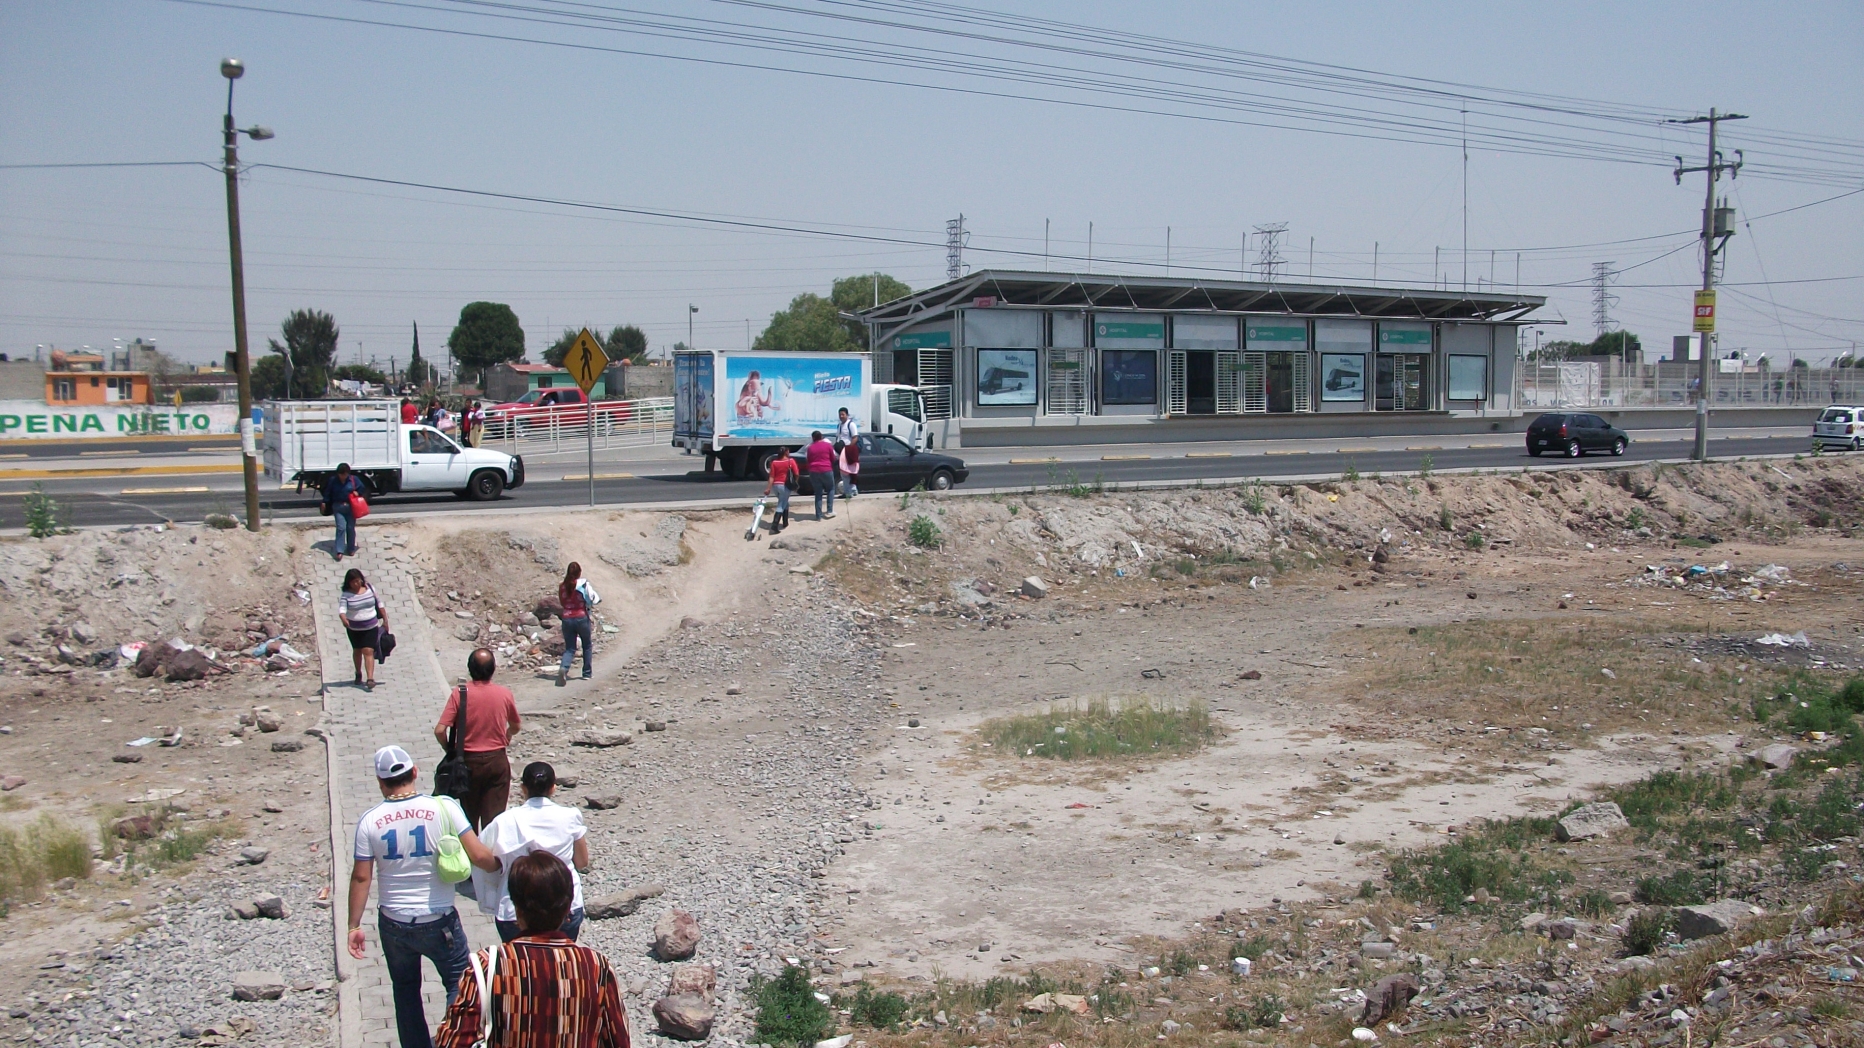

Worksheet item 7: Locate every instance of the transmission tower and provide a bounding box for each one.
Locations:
[1253,223,1288,283]
[1590,261,1618,339]
[946,215,966,281]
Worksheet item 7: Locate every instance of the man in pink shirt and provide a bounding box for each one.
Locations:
[805,430,836,520]
[433,648,522,832]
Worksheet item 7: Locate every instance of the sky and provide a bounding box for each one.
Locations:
[2,0,1861,370]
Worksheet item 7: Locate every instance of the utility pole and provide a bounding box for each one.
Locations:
[945,216,965,281]
[1668,108,1746,461]
[220,58,272,534]
[1591,262,1617,339]
[1253,223,1287,282]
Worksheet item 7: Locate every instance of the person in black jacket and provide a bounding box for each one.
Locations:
[322,463,367,561]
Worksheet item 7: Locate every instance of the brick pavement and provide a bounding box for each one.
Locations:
[308,534,499,1048]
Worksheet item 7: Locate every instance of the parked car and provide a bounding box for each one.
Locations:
[1526,412,1628,457]
[787,434,968,492]
[1813,405,1864,452]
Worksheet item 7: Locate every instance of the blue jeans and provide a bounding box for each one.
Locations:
[560,616,592,677]
[811,471,835,518]
[333,512,356,556]
[378,909,470,1048]
[773,486,790,523]
[495,907,585,944]
[840,473,859,499]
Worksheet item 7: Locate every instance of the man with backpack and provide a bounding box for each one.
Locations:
[347,745,500,1048]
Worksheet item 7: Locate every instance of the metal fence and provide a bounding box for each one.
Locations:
[1519,363,1864,409]
[483,397,674,455]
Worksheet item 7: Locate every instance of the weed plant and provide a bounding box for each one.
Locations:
[23,484,58,539]
[1620,909,1673,957]
[0,815,91,904]
[841,984,908,1031]
[908,515,940,549]
[978,698,1215,761]
[752,966,836,1047]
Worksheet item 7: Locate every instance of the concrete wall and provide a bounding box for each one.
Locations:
[609,363,672,399]
[0,360,45,401]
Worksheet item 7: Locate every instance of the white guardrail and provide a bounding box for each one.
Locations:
[482,397,674,455]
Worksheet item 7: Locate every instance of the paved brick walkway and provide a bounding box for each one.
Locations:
[308,535,499,1048]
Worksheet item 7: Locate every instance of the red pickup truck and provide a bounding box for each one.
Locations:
[483,388,634,437]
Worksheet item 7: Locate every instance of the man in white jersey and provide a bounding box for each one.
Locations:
[347,745,498,1048]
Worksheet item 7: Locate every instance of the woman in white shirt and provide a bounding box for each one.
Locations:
[479,762,592,942]
[338,568,386,692]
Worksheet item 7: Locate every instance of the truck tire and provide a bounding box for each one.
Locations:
[467,469,506,501]
[753,450,783,480]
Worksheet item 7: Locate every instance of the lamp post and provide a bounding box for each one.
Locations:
[688,304,698,352]
[220,58,273,532]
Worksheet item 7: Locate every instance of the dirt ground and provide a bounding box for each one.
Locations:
[0,454,1858,1046]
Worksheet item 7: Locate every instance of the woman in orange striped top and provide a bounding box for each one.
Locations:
[435,852,630,1048]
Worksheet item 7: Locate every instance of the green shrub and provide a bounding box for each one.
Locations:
[1568,888,1617,918]
[1223,995,1285,1030]
[1464,531,1485,550]
[978,698,1215,761]
[0,815,92,904]
[1624,506,1647,530]
[752,967,836,1048]
[1343,460,1360,483]
[908,515,940,549]
[1633,868,1708,906]
[845,984,908,1031]
[1621,909,1672,957]
[1387,817,1570,911]
[1438,504,1454,532]
[1231,935,1272,961]
[23,484,58,539]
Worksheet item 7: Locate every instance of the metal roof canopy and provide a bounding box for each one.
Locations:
[859,269,1546,325]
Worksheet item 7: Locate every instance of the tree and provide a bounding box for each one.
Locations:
[544,327,581,367]
[831,273,911,349]
[447,301,525,387]
[1590,330,1641,364]
[250,354,289,400]
[407,322,431,388]
[267,308,339,398]
[753,293,862,353]
[606,325,648,364]
[333,363,387,385]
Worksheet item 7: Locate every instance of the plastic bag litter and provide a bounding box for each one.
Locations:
[1755,632,1811,648]
[1753,564,1793,582]
[119,642,146,661]
[277,643,309,662]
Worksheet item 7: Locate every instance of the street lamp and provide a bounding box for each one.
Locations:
[688,304,698,353]
[221,58,272,532]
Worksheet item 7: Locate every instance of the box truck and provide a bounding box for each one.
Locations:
[672,350,932,478]
[262,400,526,501]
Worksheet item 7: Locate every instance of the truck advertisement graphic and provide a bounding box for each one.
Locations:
[723,354,865,439]
[674,352,714,440]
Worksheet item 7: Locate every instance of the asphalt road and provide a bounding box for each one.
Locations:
[0,434,1811,531]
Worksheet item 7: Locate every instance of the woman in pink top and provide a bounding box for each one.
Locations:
[805,431,836,520]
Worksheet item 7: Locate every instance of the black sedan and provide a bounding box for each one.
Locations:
[1525,412,1629,457]
[789,434,969,492]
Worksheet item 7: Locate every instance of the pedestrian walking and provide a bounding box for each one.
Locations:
[838,437,860,500]
[435,852,629,1048]
[479,762,591,943]
[836,406,859,447]
[400,397,419,425]
[338,568,386,692]
[348,745,500,1048]
[762,446,797,533]
[466,400,485,448]
[555,563,599,686]
[322,463,367,560]
[433,648,523,832]
[805,430,836,520]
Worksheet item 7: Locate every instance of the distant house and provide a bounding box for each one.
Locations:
[44,349,152,406]
[484,361,625,402]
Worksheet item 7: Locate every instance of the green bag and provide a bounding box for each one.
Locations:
[435,800,472,884]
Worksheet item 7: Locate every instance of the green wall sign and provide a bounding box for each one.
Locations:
[1246,322,1308,343]
[1380,325,1432,346]
[1095,321,1164,341]
[892,330,952,350]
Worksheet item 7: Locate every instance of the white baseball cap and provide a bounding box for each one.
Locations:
[373,745,415,780]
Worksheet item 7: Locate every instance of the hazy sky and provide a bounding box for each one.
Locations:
[3,0,1860,369]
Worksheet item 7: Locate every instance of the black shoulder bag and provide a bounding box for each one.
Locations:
[433,684,472,801]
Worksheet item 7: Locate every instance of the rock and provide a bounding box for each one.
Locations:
[113,815,157,840]
[725,684,742,696]
[165,648,214,682]
[519,612,540,627]
[4,632,24,646]
[1753,744,1798,770]
[584,794,623,810]
[666,963,717,1002]
[1356,969,1409,1021]
[1673,900,1762,941]
[571,731,633,748]
[652,909,700,961]
[231,971,286,1002]
[1021,576,1049,599]
[133,644,167,677]
[908,718,920,728]
[70,622,98,645]
[555,774,579,789]
[454,622,481,642]
[680,616,703,629]
[0,776,23,791]
[653,994,715,1040]
[112,754,143,764]
[1239,669,1263,680]
[1519,912,1547,931]
[252,894,286,919]
[263,654,295,672]
[254,711,281,733]
[535,597,564,619]
[644,721,667,733]
[1352,1028,1379,1043]
[1360,941,1397,960]
[1543,919,1578,941]
[587,883,665,920]
[270,739,303,753]
[1556,801,1630,842]
[238,846,270,865]
[1609,891,1635,906]
[227,901,260,920]
[838,970,863,986]
[1600,667,1617,679]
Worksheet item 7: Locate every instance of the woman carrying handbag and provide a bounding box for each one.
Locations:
[337,568,386,692]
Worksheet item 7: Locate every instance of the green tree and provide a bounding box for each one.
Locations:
[267,308,339,398]
[333,363,387,385]
[754,293,863,353]
[544,327,582,368]
[1590,330,1641,363]
[831,273,911,349]
[606,324,648,364]
[407,321,431,388]
[447,302,525,387]
[250,354,289,400]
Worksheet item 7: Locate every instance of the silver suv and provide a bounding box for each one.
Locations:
[1813,405,1864,452]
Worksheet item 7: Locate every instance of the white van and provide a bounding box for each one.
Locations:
[1813,405,1864,452]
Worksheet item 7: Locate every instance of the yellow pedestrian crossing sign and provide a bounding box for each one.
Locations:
[567,328,609,394]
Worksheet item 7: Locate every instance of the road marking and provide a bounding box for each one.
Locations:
[1263,449,1310,455]
[1335,446,1381,453]
[1463,442,1514,448]
[1183,452,1232,458]
[1008,457,1060,464]
[1100,455,1151,461]
[559,472,635,481]
[121,486,212,495]
[1405,445,1444,451]
[0,490,34,496]
[0,463,244,479]
[81,449,139,456]
[189,446,233,453]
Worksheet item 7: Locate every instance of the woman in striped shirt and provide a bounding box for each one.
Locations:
[338,568,386,692]
[437,851,630,1048]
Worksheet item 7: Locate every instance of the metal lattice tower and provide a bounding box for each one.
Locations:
[1253,223,1288,283]
[1591,261,1618,338]
[946,215,966,281]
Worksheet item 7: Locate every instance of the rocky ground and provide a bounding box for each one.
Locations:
[0,455,1858,1047]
